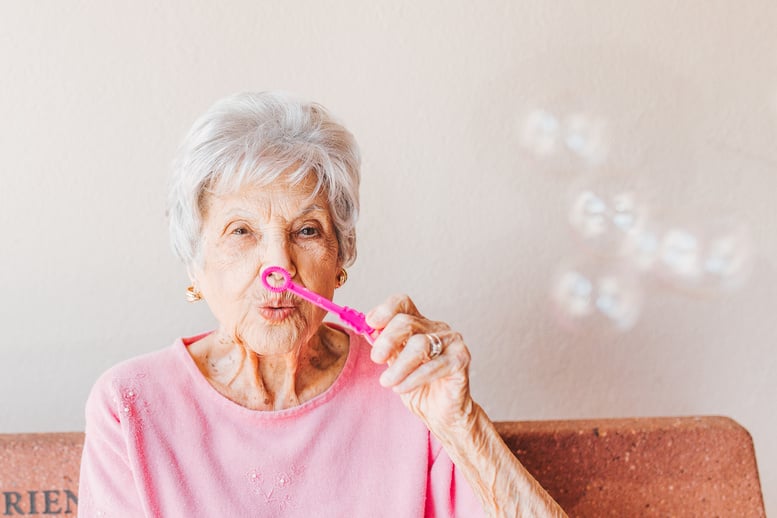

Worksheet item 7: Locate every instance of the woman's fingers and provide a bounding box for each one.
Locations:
[366,294,471,415]
[378,333,436,386]
[366,294,420,331]
[379,331,469,392]
[392,356,448,393]
[370,310,433,364]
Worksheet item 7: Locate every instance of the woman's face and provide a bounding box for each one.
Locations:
[192,174,341,355]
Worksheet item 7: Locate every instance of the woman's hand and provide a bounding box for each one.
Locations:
[367,295,568,517]
[367,294,475,431]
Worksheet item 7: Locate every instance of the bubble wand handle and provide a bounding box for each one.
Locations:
[261,266,376,342]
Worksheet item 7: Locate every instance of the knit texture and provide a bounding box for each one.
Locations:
[79,327,482,517]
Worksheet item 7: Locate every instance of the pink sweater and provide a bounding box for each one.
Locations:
[79,328,484,517]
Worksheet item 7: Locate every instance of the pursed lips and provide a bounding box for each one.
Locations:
[257,298,298,322]
[257,292,299,311]
[259,299,297,309]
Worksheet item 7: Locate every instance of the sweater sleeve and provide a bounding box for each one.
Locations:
[78,375,147,517]
[425,433,485,518]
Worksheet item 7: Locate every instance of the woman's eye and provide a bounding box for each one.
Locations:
[298,226,319,237]
[231,227,249,236]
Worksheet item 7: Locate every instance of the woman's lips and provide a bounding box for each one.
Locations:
[257,292,299,321]
[257,302,297,322]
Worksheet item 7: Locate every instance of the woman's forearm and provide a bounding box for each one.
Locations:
[432,402,568,518]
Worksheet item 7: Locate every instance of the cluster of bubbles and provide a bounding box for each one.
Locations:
[647,216,754,295]
[519,107,756,334]
[550,257,643,334]
[520,108,609,168]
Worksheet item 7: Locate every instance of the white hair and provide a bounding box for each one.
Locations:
[168,91,361,268]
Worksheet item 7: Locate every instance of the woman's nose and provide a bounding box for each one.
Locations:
[260,235,296,278]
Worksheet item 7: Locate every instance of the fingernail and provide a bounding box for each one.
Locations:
[365,310,378,326]
[379,371,392,387]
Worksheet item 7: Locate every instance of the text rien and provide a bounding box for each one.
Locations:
[2,490,77,515]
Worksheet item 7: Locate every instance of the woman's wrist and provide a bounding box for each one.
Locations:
[431,402,567,518]
[428,397,487,450]
[430,395,478,435]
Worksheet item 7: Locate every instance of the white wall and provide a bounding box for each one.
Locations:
[1,1,775,513]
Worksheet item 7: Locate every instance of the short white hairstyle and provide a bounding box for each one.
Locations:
[168,91,361,268]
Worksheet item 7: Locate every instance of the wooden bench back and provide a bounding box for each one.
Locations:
[495,416,765,516]
[0,417,765,516]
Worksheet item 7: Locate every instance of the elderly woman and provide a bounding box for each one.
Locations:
[78,92,566,517]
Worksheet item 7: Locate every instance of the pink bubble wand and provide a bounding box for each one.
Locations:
[261,266,376,344]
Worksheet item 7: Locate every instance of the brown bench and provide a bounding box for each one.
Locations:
[496,416,765,516]
[0,416,765,516]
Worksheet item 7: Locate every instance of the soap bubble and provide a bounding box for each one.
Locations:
[660,227,700,279]
[518,106,610,169]
[550,257,644,334]
[563,112,609,166]
[567,173,651,258]
[620,218,664,272]
[520,108,562,158]
[703,229,753,286]
[654,215,754,295]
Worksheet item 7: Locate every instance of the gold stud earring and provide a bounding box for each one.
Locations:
[336,268,348,288]
[185,285,203,302]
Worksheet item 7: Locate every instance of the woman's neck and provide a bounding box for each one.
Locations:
[188,324,350,411]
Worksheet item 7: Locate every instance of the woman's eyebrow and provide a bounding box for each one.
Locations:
[296,203,328,218]
[219,203,327,222]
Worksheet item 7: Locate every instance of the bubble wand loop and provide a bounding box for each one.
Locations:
[261,266,376,344]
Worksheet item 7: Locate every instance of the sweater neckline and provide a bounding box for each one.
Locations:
[174,324,363,420]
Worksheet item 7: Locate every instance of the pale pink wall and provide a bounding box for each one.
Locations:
[0,1,774,513]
